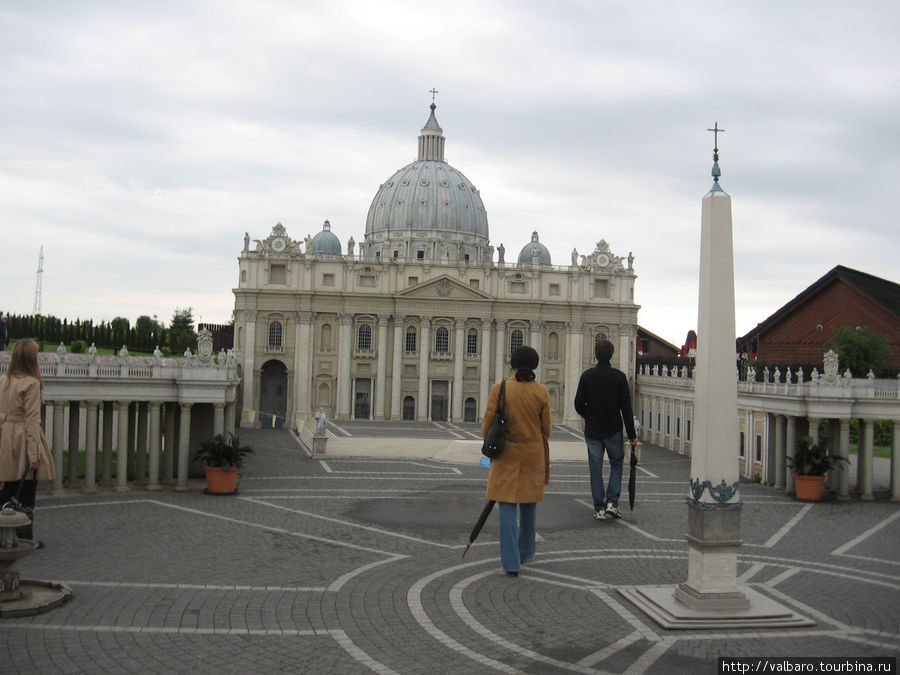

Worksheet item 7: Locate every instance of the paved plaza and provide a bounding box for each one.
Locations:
[1,422,898,674]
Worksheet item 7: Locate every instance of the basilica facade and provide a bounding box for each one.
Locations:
[233,103,639,427]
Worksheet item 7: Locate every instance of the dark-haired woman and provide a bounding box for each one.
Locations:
[0,338,56,542]
[481,346,552,575]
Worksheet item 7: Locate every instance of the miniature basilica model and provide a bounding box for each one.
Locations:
[234,103,638,427]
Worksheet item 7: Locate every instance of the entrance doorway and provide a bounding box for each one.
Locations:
[354,379,371,419]
[464,397,477,422]
[260,360,287,426]
[402,396,415,420]
[430,380,449,422]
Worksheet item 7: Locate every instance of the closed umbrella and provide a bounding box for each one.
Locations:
[461,500,496,558]
[629,417,642,511]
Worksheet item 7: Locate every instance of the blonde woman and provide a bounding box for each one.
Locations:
[0,339,56,543]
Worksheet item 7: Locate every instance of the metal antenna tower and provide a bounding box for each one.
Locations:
[33,246,44,315]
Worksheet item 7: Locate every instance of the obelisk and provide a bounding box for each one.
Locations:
[620,126,812,628]
[673,123,746,611]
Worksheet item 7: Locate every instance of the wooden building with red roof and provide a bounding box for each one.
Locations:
[737,265,900,368]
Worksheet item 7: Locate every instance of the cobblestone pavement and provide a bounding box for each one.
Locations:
[2,425,898,674]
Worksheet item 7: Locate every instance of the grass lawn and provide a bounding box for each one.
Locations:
[849,444,891,458]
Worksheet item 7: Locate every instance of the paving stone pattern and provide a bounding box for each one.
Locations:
[2,425,898,674]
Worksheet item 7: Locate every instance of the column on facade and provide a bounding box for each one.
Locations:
[67,401,81,486]
[390,315,405,420]
[147,401,163,491]
[479,319,492,420]
[83,400,100,494]
[336,313,353,419]
[494,320,507,384]
[241,311,257,426]
[51,401,65,494]
[785,416,797,493]
[293,311,314,423]
[892,420,900,503]
[530,320,543,383]
[858,418,875,501]
[563,322,584,425]
[452,318,465,422]
[116,399,130,493]
[836,417,851,500]
[773,414,786,490]
[375,314,390,420]
[176,403,193,490]
[417,316,432,421]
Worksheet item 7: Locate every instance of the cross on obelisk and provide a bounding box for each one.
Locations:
[429,88,439,103]
[708,122,725,184]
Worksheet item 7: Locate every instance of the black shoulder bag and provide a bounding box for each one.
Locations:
[481,380,507,459]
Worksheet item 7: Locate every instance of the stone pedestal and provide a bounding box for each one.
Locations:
[675,503,748,610]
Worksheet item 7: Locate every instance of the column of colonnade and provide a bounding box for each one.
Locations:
[390,315,405,420]
[479,319,492,419]
[40,398,235,493]
[417,316,431,421]
[336,313,353,419]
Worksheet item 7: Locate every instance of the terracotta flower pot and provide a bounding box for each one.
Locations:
[204,466,240,494]
[794,474,825,501]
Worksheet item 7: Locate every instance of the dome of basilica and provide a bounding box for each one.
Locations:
[309,220,342,255]
[364,104,489,250]
[517,231,552,265]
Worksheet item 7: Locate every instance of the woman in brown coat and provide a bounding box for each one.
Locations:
[0,339,56,542]
[482,346,551,575]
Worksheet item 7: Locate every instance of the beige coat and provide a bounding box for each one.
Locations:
[0,374,56,481]
[482,377,551,503]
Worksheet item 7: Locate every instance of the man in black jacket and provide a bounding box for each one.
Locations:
[574,339,637,519]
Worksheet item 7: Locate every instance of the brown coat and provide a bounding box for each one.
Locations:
[482,377,551,503]
[0,374,56,481]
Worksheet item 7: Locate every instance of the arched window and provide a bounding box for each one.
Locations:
[405,327,417,353]
[547,332,559,359]
[402,396,416,421]
[357,323,372,351]
[434,326,449,354]
[509,329,524,353]
[466,328,478,356]
[320,323,332,350]
[268,321,283,350]
[464,397,477,422]
[594,331,608,345]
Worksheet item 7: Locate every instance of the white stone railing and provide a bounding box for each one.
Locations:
[0,340,241,494]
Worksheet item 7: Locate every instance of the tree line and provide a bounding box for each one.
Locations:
[1,308,201,355]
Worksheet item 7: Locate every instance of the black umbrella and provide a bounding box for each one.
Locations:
[462,500,496,558]
[628,447,638,511]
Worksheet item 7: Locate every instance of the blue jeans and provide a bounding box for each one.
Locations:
[498,502,536,573]
[585,432,625,511]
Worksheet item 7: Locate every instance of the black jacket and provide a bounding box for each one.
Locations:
[574,361,636,441]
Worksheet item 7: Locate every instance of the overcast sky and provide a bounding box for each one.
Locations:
[1,1,897,347]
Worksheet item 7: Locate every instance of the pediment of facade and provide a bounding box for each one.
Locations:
[396,275,491,301]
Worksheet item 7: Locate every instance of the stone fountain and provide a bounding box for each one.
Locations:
[0,507,72,618]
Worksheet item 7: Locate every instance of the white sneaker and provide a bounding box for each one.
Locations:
[593,509,608,520]
[606,503,622,519]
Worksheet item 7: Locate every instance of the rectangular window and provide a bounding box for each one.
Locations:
[676,418,681,438]
[417,250,424,259]
[269,264,286,284]
[469,279,479,289]
[549,283,560,296]
[466,331,478,355]
[593,279,609,297]
[510,281,526,293]
[323,273,335,286]
[359,275,376,287]
[405,329,417,354]
[755,435,762,462]
[687,420,692,441]
[666,415,670,434]
[408,277,418,286]
[739,431,745,457]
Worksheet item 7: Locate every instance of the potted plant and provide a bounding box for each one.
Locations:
[787,436,848,501]
[194,433,254,494]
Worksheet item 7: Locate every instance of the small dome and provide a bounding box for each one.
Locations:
[517,231,551,265]
[310,220,342,255]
